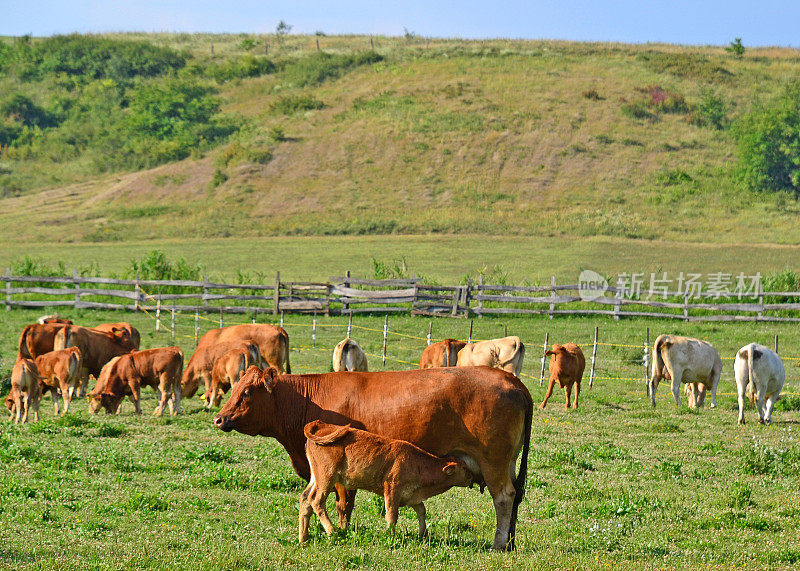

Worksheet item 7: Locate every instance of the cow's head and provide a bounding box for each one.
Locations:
[545,344,567,359]
[214,366,278,436]
[88,392,121,415]
[4,392,15,412]
[441,456,474,488]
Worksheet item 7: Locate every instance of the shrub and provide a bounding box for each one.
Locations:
[210,168,228,188]
[0,94,57,128]
[206,54,275,82]
[124,249,201,283]
[583,89,603,100]
[733,83,800,196]
[268,125,285,142]
[636,51,733,83]
[283,51,383,87]
[726,38,746,58]
[690,88,729,129]
[270,94,325,115]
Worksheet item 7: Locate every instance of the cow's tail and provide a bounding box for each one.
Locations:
[500,338,525,375]
[649,335,670,404]
[17,325,32,360]
[283,330,292,375]
[332,339,346,372]
[67,348,81,380]
[304,421,351,445]
[443,340,453,367]
[746,344,759,406]
[509,390,533,548]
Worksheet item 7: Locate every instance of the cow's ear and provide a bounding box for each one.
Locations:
[443,462,458,475]
[545,350,554,356]
[261,367,279,392]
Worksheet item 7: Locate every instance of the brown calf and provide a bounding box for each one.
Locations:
[299,420,471,542]
[539,343,586,410]
[204,346,259,408]
[182,341,261,405]
[35,347,82,415]
[89,346,183,416]
[418,339,466,369]
[7,359,40,424]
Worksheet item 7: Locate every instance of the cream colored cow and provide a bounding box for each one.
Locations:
[332,338,368,372]
[456,336,525,378]
[734,343,784,425]
[649,335,722,409]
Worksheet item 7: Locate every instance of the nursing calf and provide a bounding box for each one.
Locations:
[299,421,471,542]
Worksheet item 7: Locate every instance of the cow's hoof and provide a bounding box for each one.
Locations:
[538,403,546,410]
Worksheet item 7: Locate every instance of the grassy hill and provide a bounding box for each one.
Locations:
[1,34,800,247]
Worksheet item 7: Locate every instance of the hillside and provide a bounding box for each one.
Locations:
[1,34,800,246]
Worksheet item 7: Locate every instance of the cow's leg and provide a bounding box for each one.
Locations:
[539,377,556,409]
[484,469,517,551]
[21,393,30,425]
[756,386,767,424]
[299,479,315,543]
[764,392,778,425]
[168,383,181,416]
[411,503,427,538]
[383,485,399,534]
[78,368,90,398]
[573,380,581,409]
[737,381,747,425]
[132,388,142,415]
[154,374,170,417]
[335,485,356,529]
[669,368,683,406]
[649,377,660,407]
[308,486,336,536]
[564,384,572,410]
[50,387,61,416]
[709,364,721,409]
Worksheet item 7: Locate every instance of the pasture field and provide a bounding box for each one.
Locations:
[1,235,799,284]
[2,308,800,569]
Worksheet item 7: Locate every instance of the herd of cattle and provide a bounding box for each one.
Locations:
[4,315,790,550]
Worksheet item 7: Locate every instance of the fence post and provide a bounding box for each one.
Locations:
[134,271,140,312]
[644,327,650,385]
[156,294,162,332]
[451,288,459,317]
[465,278,472,317]
[325,283,331,317]
[171,302,176,343]
[194,310,200,347]
[683,293,689,322]
[5,268,11,311]
[312,312,317,349]
[427,322,432,346]
[382,315,388,367]
[203,275,210,314]
[613,297,620,321]
[280,311,284,329]
[219,307,223,328]
[73,268,80,310]
[347,313,352,338]
[758,282,764,322]
[539,332,549,386]
[775,334,779,354]
[252,308,258,324]
[273,271,280,315]
[477,274,483,317]
[342,270,350,315]
[468,319,473,343]
[589,326,599,389]
[549,276,556,320]
[504,324,508,337]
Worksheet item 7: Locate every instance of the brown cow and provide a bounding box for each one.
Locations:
[89,346,183,416]
[34,347,82,415]
[37,315,73,325]
[196,324,290,373]
[54,325,134,396]
[214,366,532,551]
[204,346,260,408]
[456,336,526,378]
[539,343,586,410]
[91,322,140,350]
[17,323,69,360]
[182,341,261,402]
[299,420,472,542]
[418,339,466,369]
[7,359,40,424]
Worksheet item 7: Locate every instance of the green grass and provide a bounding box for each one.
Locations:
[2,308,800,568]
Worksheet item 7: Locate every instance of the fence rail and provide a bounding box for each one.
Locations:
[4,269,800,322]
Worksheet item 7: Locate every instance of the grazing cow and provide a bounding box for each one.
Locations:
[214,366,532,551]
[456,336,526,378]
[539,343,586,410]
[734,343,785,425]
[204,346,261,408]
[649,334,722,409]
[332,338,368,372]
[182,341,261,402]
[7,359,40,424]
[17,323,70,360]
[89,346,183,416]
[37,315,73,325]
[92,322,141,350]
[299,420,472,543]
[54,325,135,396]
[196,324,290,373]
[34,347,82,415]
[418,339,466,369]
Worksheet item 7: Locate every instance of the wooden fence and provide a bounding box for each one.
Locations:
[4,269,800,322]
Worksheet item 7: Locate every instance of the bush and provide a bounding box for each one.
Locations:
[690,88,729,129]
[125,249,201,283]
[0,94,57,128]
[206,54,276,82]
[733,83,800,196]
[270,94,325,115]
[283,51,383,87]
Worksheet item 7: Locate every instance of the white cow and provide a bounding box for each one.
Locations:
[649,334,722,409]
[456,336,525,378]
[332,338,368,372]
[734,343,784,425]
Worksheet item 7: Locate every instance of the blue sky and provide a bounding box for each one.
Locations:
[4,1,800,47]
